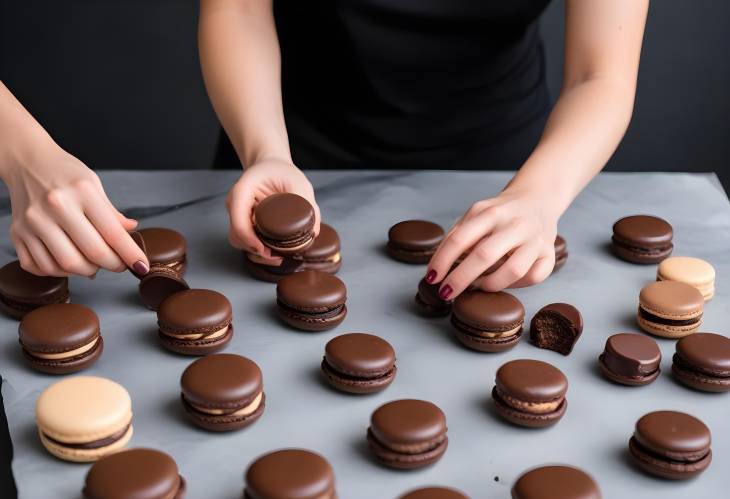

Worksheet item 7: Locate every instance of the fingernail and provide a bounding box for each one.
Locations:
[133,260,149,276]
[425,269,437,284]
[439,284,453,300]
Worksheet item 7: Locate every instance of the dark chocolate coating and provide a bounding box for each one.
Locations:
[137,228,187,265]
[19,303,102,374]
[276,271,347,331]
[399,487,469,499]
[0,260,69,319]
[387,220,444,264]
[322,333,397,394]
[254,194,316,254]
[672,332,730,392]
[511,465,601,499]
[298,224,340,262]
[452,290,524,331]
[415,278,451,317]
[612,215,673,264]
[245,449,335,499]
[529,303,583,356]
[629,410,712,479]
[496,359,568,402]
[84,448,184,499]
[599,333,661,386]
[243,253,305,283]
[158,289,232,332]
[138,269,189,311]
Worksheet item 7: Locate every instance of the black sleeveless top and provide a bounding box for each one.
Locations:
[215,0,552,170]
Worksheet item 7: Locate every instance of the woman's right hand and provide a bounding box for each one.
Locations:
[226,157,320,260]
[3,143,149,277]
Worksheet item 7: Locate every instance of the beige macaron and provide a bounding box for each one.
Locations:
[657,256,715,301]
[36,376,133,462]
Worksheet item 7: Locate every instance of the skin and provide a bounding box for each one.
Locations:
[200,0,649,294]
[0,82,149,277]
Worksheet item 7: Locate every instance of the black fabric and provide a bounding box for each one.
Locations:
[214,0,552,170]
[0,380,18,499]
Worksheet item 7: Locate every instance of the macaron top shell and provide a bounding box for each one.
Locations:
[0,260,68,301]
[453,291,524,329]
[138,271,190,311]
[635,411,711,456]
[84,448,180,499]
[496,360,568,402]
[613,215,673,247]
[371,399,446,445]
[639,281,704,316]
[388,220,444,250]
[277,271,346,310]
[36,376,132,442]
[136,228,187,263]
[254,193,315,240]
[658,257,715,285]
[299,224,340,261]
[604,333,661,371]
[20,303,99,352]
[399,487,469,499]
[245,448,334,499]
[325,333,395,376]
[181,354,262,408]
[676,333,730,373]
[512,465,600,499]
[158,289,232,330]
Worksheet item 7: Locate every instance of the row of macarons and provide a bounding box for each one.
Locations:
[78,445,602,499]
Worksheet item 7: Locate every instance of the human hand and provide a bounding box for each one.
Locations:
[3,144,148,277]
[226,157,320,261]
[426,186,559,299]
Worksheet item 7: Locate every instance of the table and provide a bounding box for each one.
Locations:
[1,170,729,498]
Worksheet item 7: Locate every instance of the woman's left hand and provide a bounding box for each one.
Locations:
[426,186,560,300]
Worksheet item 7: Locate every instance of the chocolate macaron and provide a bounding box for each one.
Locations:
[552,235,568,272]
[637,281,703,338]
[84,448,186,498]
[599,333,661,386]
[244,449,336,499]
[415,277,452,317]
[181,353,265,431]
[657,256,715,301]
[19,303,103,374]
[529,303,583,355]
[322,333,397,394]
[511,465,601,499]
[672,332,730,392]
[367,399,448,469]
[612,215,673,264]
[134,227,187,275]
[629,410,712,479]
[399,487,469,499]
[0,260,69,319]
[451,290,525,352]
[244,253,304,283]
[492,359,568,428]
[387,220,444,264]
[157,289,233,355]
[138,269,189,311]
[36,376,133,462]
[276,270,347,331]
[254,193,316,255]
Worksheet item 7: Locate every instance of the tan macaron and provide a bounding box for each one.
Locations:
[637,281,704,339]
[657,256,715,301]
[36,376,133,462]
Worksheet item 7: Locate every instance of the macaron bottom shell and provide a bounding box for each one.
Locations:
[366,428,448,470]
[598,353,660,386]
[386,244,436,264]
[491,387,567,428]
[158,325,233,356]
[182,392,266,432]
[628,436,712,480]
[39,424,133,463]
[22,336,104,375]
[277,303,347,332]
[671,356,730,393]
[321,359,396,394]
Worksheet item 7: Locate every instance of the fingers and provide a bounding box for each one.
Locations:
[55,206,126,272]
[509,255,555,289]
[427,206,501,284]
[12,236,43,276]
[23,235,69,277]
[474,241,541,292]
[115,209,138,232]
[35,224,99,277]
[226,182,268,255]
[312,201,322,238]
[82,193,149,274]
[439,220,529,299]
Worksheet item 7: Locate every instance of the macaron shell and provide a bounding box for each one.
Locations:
[452,290,525,330]
[324,333,395,377]
[298,223,340,262]
[367,430,448,470]
[0,260,69,303]
[638,281,704,320]
[671,359,730,393]
[182,392,265,432]
[657,256,715,295]
[675,332,730,376]
[277,271,347,311]
[158,325,233,355]
[511,465,601,499]
[387,220,444,251]
[19,303,100,353]
[599,354,660,387]
[138,270,190,311]
[158,289,232,331]
[601,333,661,380]
[634,411,711,458]
[39,424,133,463]
[277,304,347,332]
[370,399,446,446]
[636,312,701,338]
[254,193,315,239]
[453,326,523,353]
[321,359,396,394]
[495,359,568,403]
[36,376,132,443]
[492,387,567,428]
[245,449,335,499]
[136,228,187,263]
[181,354,263,409]
[629,437,712,480]
[399,486,469,499]
[613,215,673,248]
[23,336,104,375]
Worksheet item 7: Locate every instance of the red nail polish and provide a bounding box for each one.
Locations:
[425,269,437,284]
[439,284,453,300]
[133,260,149,276]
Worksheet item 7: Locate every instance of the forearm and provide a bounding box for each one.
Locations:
[507,76,636,218]
[0,82,58,180]
[198,0,290,167]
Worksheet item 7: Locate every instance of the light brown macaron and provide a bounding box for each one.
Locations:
[657,256,715,301]
[637,281,703,339]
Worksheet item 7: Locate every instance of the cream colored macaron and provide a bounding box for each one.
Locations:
[657,256,715,301]
[36,376,133,462]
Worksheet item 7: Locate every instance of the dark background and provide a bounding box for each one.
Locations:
[1,1,729,187]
